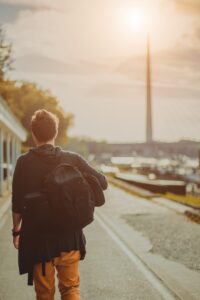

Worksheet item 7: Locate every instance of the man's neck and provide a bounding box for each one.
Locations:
[36,140,55,147]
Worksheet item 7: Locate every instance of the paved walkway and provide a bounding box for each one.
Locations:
[0,213,162,300]
[0,185,200,299]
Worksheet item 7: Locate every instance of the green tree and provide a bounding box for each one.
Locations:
[1,80,74,148]
[0,27,12,81]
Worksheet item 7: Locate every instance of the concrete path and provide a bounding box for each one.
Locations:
[0,212,162,300]
[0,185,199,299]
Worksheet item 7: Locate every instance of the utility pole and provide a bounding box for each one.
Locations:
[146,34,153,143]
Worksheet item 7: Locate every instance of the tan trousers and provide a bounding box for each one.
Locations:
[33,251,81,300]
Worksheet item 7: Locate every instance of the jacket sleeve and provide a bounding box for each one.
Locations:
[75,154,108,190]
[12,157,24,214]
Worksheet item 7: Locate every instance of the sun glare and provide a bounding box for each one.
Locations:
[124,8,150,33]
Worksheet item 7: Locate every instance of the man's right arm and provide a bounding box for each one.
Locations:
[12,157,24,214]
[12,157,23,248]
[12,212,22,249]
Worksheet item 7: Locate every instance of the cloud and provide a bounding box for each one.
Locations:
[0,0,70,26]
[2,0,200,141]
[5,8,75,61]
[175,0,200,15]
[0,0,67,11]
[0,3,34,23]
[117,47,200,91]
[13,53,113,75]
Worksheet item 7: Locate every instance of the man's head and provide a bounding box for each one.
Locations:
[31,109,59,145]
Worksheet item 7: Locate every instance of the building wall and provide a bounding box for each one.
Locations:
[0,126,21,195]
[0,97,27,196]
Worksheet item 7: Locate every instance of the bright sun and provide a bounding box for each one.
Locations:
[125,8,150,33]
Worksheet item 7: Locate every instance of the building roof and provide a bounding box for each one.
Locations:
[0,96,27,141]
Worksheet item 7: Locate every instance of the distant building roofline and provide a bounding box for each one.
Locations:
[0,95,27,141]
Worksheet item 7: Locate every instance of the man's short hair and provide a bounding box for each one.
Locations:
[31,109,59,142]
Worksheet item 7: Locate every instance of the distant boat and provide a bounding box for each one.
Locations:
[116,173,186,195]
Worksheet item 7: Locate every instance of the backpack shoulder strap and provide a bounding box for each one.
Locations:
[42,151,64,189]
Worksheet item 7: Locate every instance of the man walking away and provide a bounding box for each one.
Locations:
[12,109,108,300]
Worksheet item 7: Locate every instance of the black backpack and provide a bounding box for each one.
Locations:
[23,161,104,235]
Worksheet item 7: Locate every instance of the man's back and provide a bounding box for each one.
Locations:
[12,143,107,285]
[12,109,107,298]
[12,144,107,213]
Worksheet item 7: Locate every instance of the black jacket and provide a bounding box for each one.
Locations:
[12,144,107,285]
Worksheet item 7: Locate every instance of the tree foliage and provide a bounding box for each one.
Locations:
[0,27,12,81]
[0,27,74,148]
[1,80,74,147]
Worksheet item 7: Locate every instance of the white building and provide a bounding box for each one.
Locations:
[0,96,27,196]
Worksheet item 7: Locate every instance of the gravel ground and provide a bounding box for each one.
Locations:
[122,213,200,272]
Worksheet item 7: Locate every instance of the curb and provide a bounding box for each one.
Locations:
[185,209,200,224]
[96,210,197,300]
[107,176,157,199]
[108,176,200,223]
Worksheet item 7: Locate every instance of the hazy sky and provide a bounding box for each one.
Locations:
[0,0,200,142]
